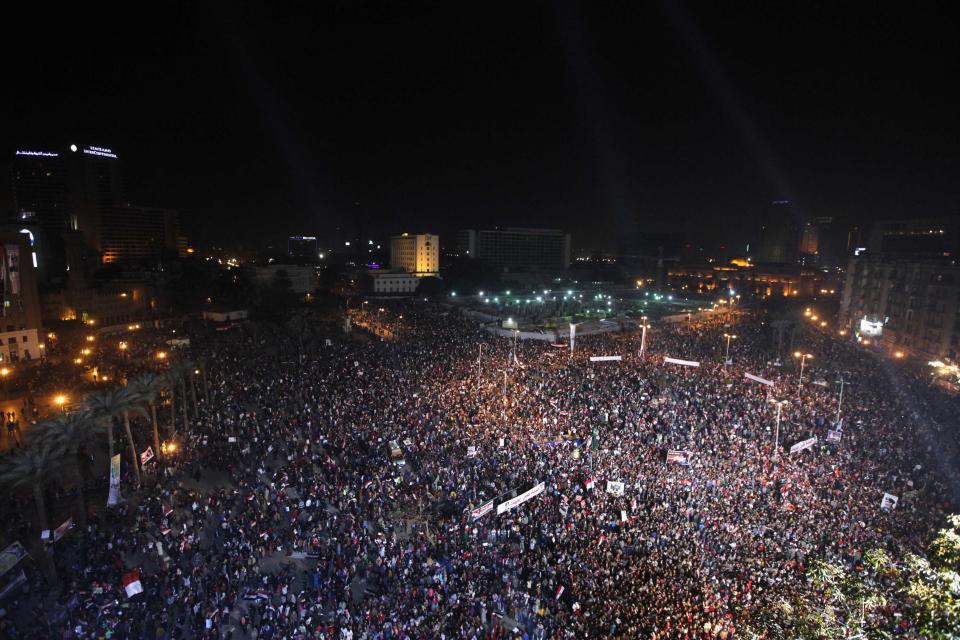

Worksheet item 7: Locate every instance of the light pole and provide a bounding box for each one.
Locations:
[723,333,737,368]
[769,398,788,461]
[835,375,848,427]
[793,352,813,396]
[477,344,483,390]
[639,316,648,357]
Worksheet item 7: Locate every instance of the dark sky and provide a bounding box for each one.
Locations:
[3,1,958,253]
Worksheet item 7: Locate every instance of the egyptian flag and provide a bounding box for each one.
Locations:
[555,585,565,600]
[123,570,144,598]
[584,478,595,490]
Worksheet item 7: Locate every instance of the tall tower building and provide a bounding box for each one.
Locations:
[757,201,801,264]
[390,233,439,276]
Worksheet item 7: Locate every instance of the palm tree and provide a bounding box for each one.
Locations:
[0,441,60,532]
[30,411,99,528]
[168,361,192,433]
[163,370,177,436]
[0,441,61,582]
[128,373,164,462]
[85,386,143,487]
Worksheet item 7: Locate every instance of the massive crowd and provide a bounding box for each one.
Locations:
[1,301,957,639]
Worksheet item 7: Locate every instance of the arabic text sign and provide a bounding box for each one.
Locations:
[496,482,545,515]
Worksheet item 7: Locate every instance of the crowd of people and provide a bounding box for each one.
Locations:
[1,300,957,639]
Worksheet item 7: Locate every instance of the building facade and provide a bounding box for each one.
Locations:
[840,256,960,361]
[390,233,439,276]
[370,271,420,294]
[100,205,179,265]
[463,227,571,272]
[288,236,318,261]
[0,232,43,363]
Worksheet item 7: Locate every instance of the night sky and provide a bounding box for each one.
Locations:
[3,1,958,253]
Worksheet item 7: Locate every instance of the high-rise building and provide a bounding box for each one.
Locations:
[390,233,439,276]
[462,227,571,272]
[866,218,959,258]
[100,205,180,265]
[756,201,801,264]
[0,231,43,363]
[288,236,318,261]
[5,145,185,271]
[456,229,476,258]
[839,216,960,361]
[5,150,72,282]
[64,145,125,257]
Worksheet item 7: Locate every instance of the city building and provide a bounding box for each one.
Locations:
[245,264,319,294]
[456,229,476,257]
[2,144,183,276]
[756,201,801,264]
[839,216,960,361]
[390,233,439,276]
[288,236,318,261]
[461,227,571,272]
[866,218,959,258]
[667,262,830,298]
[100,205,180,265]
[369,271,420,294]
[0,231,43,363]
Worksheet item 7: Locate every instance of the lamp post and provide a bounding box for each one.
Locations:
[769,398,788,461]
[639,316,648,357]
[723,333,737,368]
[793,351,813,396]
[835,375,848,427]
[477,344,483,390]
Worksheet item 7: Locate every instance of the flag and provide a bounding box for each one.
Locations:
[107,454,121,506]
[585,478,595,490]
[122,570,143,598]
[555,585,565,600]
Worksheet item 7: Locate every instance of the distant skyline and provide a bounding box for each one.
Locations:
[2,2,958,254]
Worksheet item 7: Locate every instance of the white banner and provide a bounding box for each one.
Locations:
[664,357,699,367]
[827,430,842,443]
[569,323,576,356]
[880,493,898,511]
[107,454,121,506]
[466,445,477,458]
[5,245,20,295]
[470,499,495,521]
[589,355,622,362]
[789,436,818,454]
[140,447,154,466]
[496,482,545,515]
[744,372,774,387]
[606,481,625,496]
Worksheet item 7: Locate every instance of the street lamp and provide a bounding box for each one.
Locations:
[769,398,789,461]
[793,352,813,396]
[639,316,649,357]
[55,394,68,412]
[156,351,168,360]
[723,333,738,368]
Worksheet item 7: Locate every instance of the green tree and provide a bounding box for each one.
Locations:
[128,373,165,462]
[30,411,99,528]
[85,386,143,487]
[743,514,960,639]
[0,441,60,532]
[167,361,194,431]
